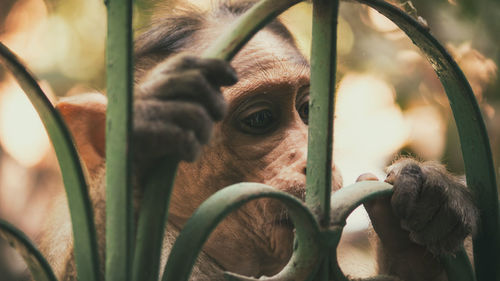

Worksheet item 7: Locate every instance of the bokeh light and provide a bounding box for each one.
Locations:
[0,79,51,167]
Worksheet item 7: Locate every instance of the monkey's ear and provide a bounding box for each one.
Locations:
[56,93,107,173]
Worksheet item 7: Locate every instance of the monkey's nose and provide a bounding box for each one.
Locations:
[302,167,307,175]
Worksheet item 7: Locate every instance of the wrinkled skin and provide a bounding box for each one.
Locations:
[39,4,478,281]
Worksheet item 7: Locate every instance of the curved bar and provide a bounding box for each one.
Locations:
[162,183,321,281]
[0,220,57,281]
[202,0,302,60]
[329,181,393,227]
[328,181,393,281]
[0,42,100,281]
[353,1,499,280]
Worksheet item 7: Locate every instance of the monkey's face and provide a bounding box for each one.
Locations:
[167,30,342,276]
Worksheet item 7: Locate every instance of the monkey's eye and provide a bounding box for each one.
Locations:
[297,98,309,125]
[240,109,276,134]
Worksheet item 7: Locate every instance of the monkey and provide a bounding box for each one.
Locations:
[37,1,478,281]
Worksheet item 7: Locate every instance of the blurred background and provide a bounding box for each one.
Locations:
[0,0,498,279]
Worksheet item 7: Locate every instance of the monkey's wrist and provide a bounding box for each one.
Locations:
[379,243,445,281]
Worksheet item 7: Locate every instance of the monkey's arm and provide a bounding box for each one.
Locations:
[363,158,478,281]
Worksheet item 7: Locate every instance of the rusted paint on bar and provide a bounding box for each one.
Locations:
[306,0,339,227]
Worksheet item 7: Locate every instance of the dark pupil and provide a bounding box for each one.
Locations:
[300,103,309,122]
[301,104,308,117]
[244,110,273,128]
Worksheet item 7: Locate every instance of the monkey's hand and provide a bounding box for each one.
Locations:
[362,158,478,281]
[134,54,237,163]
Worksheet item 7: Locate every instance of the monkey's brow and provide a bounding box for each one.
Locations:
[236,53,310,80]
[225,67,311,108]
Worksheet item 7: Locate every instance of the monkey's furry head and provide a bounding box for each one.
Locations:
[133,0,297,81]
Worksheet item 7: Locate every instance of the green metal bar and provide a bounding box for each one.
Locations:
[306,0,339,227]
[308,1,339,279]
[105,0,134,281]
[0,220,57,281]
[354,1,499,280]
[328,181,394,281]
[132,160,177,281]
[162,183,321,281]
[0,42,100,281]
[329,181,394,227]
[202,0,302,60]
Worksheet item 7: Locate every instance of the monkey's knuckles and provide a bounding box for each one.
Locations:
[156,53,238,87]
[389,165,474,255]
[140,64,230,123]
[133,102,211,162]
[176,130,202,162]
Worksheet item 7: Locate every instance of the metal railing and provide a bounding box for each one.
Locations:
[0,0,498,280]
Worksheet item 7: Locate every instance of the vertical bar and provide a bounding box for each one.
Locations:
[132,160,177,281]
[307,1,339,279]
[307,0,339,227]
[105,0,134,281]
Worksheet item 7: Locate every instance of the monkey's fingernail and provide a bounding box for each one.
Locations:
[226,67,238,85]
[228,75,238,85]
[356,173,379,182]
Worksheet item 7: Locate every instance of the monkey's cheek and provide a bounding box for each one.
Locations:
[268,226,295,261]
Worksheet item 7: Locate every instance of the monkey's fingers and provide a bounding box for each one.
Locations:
[364,196,417,253]
[390,163,425,220]
[409,187,477,255]
[408,210,468,255]
[140,72,227,121]
[135,100,214,145]
[396,182,445,233]
[162,54,238,87]
[134,119,202,162]
[181,56,238,87]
